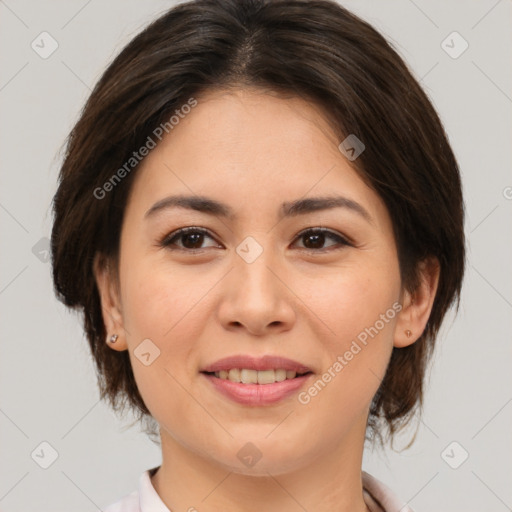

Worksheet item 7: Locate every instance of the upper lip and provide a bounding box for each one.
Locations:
[201,355,313,374]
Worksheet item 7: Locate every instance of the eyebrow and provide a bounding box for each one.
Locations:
[144,194,373,224]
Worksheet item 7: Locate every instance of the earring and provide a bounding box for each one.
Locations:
[405,329,412,338]
[109,334,119,344]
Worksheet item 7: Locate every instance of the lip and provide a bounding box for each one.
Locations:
[200,354,313,406]
[201,372,313,406]
[201,354,312,373]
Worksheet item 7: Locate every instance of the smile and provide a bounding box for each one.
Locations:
[209,368,309,384]
[201,371,313,406]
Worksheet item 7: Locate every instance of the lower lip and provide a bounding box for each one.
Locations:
[201,372,312,406]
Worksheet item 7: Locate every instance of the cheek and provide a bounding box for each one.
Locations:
[293,283,398,448]
[119,263,208,423]
[313,254,400,344]
[118,252,197,366]
[121,250,206,338]
[308,253,400,399]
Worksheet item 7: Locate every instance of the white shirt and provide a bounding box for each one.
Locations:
[103,466,414,512]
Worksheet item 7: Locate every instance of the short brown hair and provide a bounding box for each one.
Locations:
[51,0,466,446]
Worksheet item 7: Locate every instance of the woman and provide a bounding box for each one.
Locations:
[50,0,466,510]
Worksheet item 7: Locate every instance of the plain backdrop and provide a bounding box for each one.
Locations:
[0,1,511,511]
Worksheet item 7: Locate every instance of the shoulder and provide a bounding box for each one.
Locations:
[102,466,165,512]
[362,471,415,512]
[103,488,139,512]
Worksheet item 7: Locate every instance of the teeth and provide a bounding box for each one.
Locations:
[240,369,258,384]
[257,369,275,384]
[275,369,287,382]
[213,368,304,384]
[228,368,240,382]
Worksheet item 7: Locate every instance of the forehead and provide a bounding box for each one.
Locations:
[182,87,342,153]
[136,87,345,182]
[124,88,389,228]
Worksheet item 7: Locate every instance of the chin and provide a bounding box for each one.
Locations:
[207,436,314,477]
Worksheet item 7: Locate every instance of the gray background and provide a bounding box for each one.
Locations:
[0,1,511,511]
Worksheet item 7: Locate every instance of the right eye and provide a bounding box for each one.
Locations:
[159,227,222,252]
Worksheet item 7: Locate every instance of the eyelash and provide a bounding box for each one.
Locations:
[159,226,352,254]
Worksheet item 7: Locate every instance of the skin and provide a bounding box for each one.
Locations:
[94,88,440,512]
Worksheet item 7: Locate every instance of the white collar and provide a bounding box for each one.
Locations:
[138,467,171,511]
[136,467,413,512]
[362,471,414,512]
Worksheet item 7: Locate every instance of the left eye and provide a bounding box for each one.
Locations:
[159,227,351,252]
[292,228,351,251]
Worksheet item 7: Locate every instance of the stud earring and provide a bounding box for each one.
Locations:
[109,334,119,344]
[405,329,412,338]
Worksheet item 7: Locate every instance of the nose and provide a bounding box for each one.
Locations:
[217,243,296,336]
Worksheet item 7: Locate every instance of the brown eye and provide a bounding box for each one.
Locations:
[294,228,351,252]
[159,227,351,253]
[160,227,219,251]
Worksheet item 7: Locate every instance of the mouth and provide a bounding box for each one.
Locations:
[200,355,314,406]
[201,368,312,384]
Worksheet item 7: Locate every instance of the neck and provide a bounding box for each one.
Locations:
[151,416,371,512]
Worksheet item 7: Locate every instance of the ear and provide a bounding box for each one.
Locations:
[394,257,440,348]
[93,253,128,351]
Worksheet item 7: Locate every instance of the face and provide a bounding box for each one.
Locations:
[96,88,423,476]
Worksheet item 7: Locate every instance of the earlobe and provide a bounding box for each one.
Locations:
[93,253,128,351]
[394,257,440,348]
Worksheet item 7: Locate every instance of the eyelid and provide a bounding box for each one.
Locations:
[292,227,352,250]
[159,226,353,252]
[159,226,220,248]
